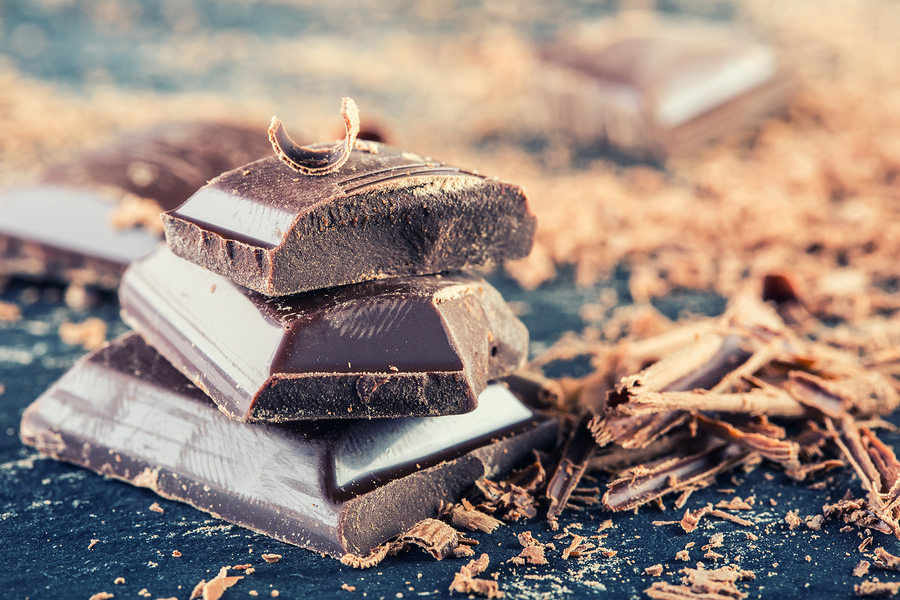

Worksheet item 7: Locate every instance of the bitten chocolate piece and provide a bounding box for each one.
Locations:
[0,122,271,289]
[535,15,794,158]
[161,142,537,296]
[19,333,558,557]
[120,246,529,422]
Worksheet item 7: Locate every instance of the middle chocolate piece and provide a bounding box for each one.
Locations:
[120,246,529,422]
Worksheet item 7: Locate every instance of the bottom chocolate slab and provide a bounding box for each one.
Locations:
[19,333,557,557]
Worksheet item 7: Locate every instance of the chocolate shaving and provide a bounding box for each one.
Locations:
[855,561,872,577]
[546,414,598,519]
[603,440,752,512]
[340,544,392,569]
[874,548,900,571]
[395,518,459,560]
[451,506,503,533]
[696,414,800,466]
[268,97,360,176]
[449,554,503,599]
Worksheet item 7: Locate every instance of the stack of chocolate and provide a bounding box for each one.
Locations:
[20,101,559,558]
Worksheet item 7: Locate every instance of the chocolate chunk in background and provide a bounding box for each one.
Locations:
[120,245,529,422]
[534,14,795,159]
[161,143,537,296]
[0,121,271,290]
[42,121,273,212]
[19,332,558,558]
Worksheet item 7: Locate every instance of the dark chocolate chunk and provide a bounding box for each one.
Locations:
[43,121,272,212]
[119,245,529,422]
[19,332,558,557]
[535,16,794,158]
[0,122,271,289]
[161,143,536,296]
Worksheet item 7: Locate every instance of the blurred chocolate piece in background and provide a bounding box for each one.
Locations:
[0,121,271,295]
[534,14,795,160]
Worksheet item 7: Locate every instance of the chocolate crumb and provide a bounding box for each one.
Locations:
[88,594,113,600]
[675,550,690,562]
[149,502,163,513]
[785,510,803,530]
[172,550,182,557]
[855,561,872,577]
[113,577,124,584]
[189,566,242,600]
[645,564,664,577]
[261,554,281,564]
[341,583,356,592]
[88,539,100,550]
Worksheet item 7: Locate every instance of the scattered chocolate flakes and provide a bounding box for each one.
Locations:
[855,578,900,598]
[261,554,282,564]
[268,97,360,176]
[449,553,503,599]
[716,496,754,511]
[148,502,163,514]
[856,561,873,577]
[58,318,108,351]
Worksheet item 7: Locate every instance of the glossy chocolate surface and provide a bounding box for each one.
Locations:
[537,17,794,157]
[19,333,558,557]
[162,142,537,295]
[120,246,529,422]
[0,122,271,289]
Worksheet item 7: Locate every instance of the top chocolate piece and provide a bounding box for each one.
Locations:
[162,142,537,296]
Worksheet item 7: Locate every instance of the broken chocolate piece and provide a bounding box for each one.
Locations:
[269,98,360,176]
[19,333,558,557]
[120,246,529,422]
[161,143,537,296]
[0,121,271,289]
[536,15,794,158]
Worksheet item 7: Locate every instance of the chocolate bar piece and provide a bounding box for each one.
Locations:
[19,333,558,557]
[161,143,537,296]
[0,122,271,289]
[120,246,529,422]
[535,16,794,158]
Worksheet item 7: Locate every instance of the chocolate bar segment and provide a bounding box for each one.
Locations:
[535,16,794,158]
[19,333,558,557]
[161,143,537,296]
[119,246,529,422]
[0,122,271,289]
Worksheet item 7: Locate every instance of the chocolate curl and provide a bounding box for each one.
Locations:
[610,388,807,418]
[695,414,800,466]
[602,440,752,512]
[269,97,360,176]
[546,414,598,519]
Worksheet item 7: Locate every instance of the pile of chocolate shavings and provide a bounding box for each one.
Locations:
[340,277,900,599]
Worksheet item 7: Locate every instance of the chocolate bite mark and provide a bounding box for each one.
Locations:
[269,97,360,176]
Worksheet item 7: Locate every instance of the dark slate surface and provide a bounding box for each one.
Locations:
[2,276,898,600]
